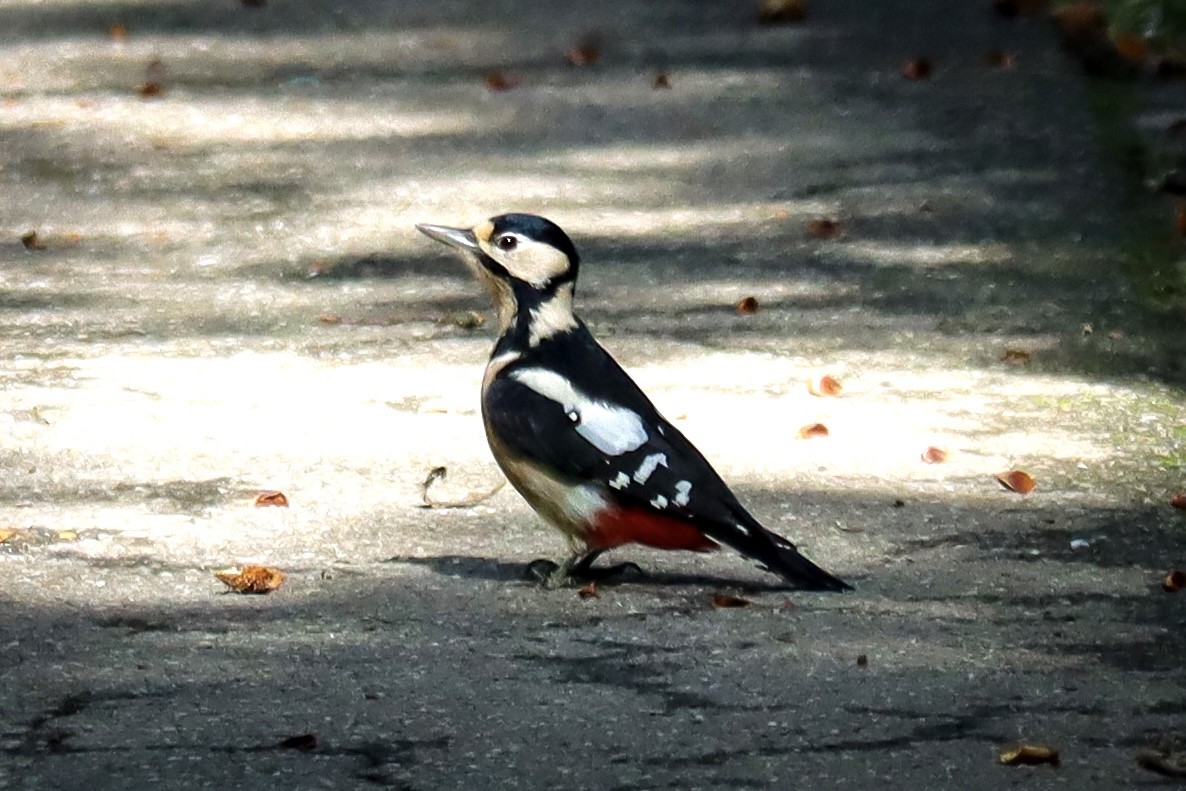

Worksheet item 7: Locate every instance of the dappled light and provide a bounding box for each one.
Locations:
[0,0,1184,787]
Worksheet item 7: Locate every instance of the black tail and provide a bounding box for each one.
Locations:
[708,515,852,591]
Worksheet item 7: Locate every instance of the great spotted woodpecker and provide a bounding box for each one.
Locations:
[416,214,850,591]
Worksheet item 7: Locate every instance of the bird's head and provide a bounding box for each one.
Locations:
[417,213,581,342]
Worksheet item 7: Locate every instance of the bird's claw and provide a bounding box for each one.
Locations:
[523,558,646,588]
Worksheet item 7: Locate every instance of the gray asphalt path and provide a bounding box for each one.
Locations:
[1,1,1184,789]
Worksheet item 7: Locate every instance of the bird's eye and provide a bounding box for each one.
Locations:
[496,235,518,251]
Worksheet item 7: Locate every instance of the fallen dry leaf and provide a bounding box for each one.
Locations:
[921,446,949,464]
[797,423,829,439]
[1162,569,1186,592]
[1052,1,1107,43]
[1136,748,1186,778]
[1000,348,1031,365]
[484,72,521,91]
[806,374,842,397]
[215,565,286,594]
[317,312,342,325]
[1113,33,1148,63]
[139,58,166,98]
[757,0,806,24]
[254,490,289,507]
[996,470,1036,494]
[984,49,1016,69]
[0,527,16,543]
[277,733,316,751]
[567,35,602,67]
[805,217,843,239]
[578,581,599,600]
[55,530,79,541]
[999,743,1060,767]
[108,23,128,41]
[735,296,760,315]
[901,58,933,80]
[711,593,752,608]
[1171,493,1186,509]
[652,71,671,89]
[20,230,47,250]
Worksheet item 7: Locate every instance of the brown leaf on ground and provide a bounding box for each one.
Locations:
[1171,493,1186,509]
[901,58,933,80]
[20,231,47,250]
[984,49,1016,69]
[921,446,949,464]
[1000,348,1031,365]
[139,58,166,98]
[735,296,760,315]
[0,527,16,543]
[711,593,752,608]
[317,313,342,325]
[567,35,602,67]
[1052,1,1107,43]
[108,23,128,41]
[999,744,1060,767]
[1162,569,1186,592]
[277,733,317,750]
[806,374,842,397]
[1137,748,1186,777]
[484,72,520,91]
[254,490,289,507]
[757,0,806,25]
[1113,33,1148,63]
[215,565,286,594]
[578,582,599,600]
[652,71,671,89]
[797,423,829,439]
[805,217,843,239]
[996,470,1036,494]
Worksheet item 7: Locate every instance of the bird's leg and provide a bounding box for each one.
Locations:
[523,549,645,588]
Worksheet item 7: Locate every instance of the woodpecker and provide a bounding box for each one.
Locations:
[416,214,851,591]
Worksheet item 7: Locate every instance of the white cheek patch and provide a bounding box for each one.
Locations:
[633,453,668,485]
[510,368,648,456]
[673,480,692,507]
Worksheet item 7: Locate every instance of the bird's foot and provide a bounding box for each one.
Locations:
[523,557,646,589]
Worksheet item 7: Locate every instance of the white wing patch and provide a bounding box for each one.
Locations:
[608,471,630,490]
[650,494,669,509]
[509,368,648,456]
[673,480,692,507]
[633,453,668,484]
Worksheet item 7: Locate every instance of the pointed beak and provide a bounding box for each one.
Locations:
[416,223,480,253]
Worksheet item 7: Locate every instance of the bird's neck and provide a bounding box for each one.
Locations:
[494,282,579,355]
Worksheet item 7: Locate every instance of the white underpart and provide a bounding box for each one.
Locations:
[564,484,608,522]
[633,452,667,484]
[608,471,630,490]
[650,494,668,509]
[509,368,648,455]
[673,480,692,506]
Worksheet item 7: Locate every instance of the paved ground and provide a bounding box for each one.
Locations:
[1,0,1185,788]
